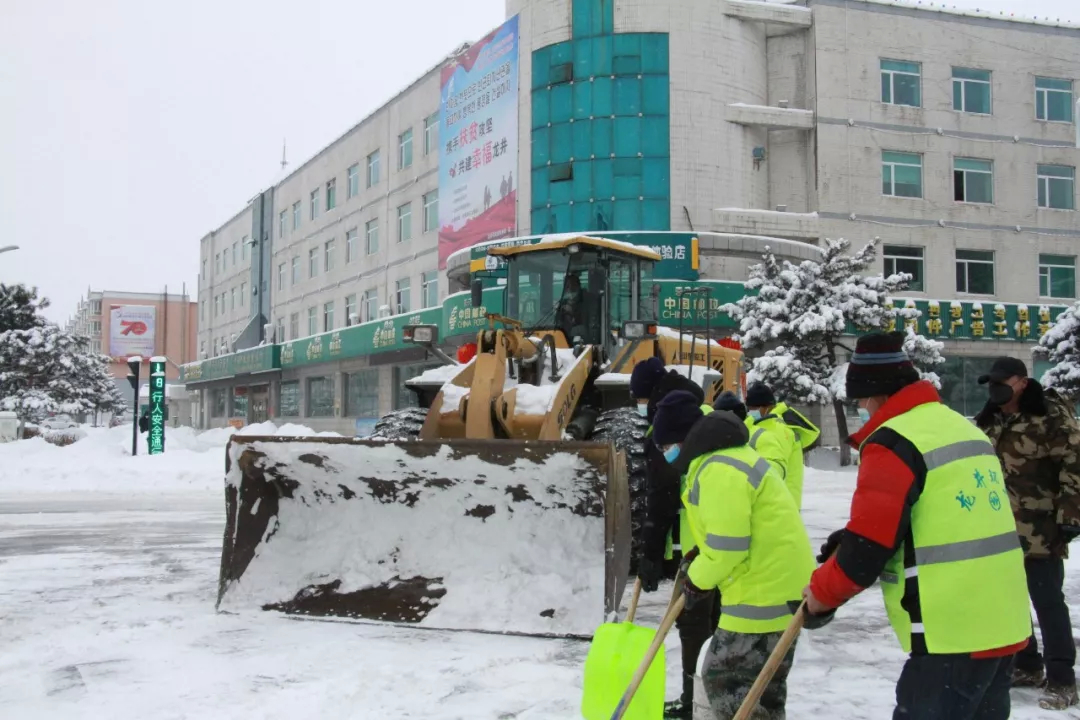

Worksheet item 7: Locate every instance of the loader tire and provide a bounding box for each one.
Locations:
[591,407,650,576]
[369,407,428,441]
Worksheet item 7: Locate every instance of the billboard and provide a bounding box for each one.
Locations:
[437,14,519,269]
[109,305,156,358]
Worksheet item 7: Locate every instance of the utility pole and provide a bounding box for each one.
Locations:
[126,357,141,455]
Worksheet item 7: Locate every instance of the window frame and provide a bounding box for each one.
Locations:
[397,202,412,243]
[307,306,318,336]
[310,189,319,221]
[308,247,319,278]
[362,289,378,322]
[952,67,992,115]
[1037,164,1076,211]
[292,201,301,230]
[291,256,300,284]
[955,249,996,295]
[423,113,438,155]
[279,210,287,238]
[1038,254,1076,299]
[347,164,360,199]
[346,369,381,418]
[422,270,439,309]
[1035,77,1074,123]
[953,157,995,205]
[324,238,336,272]
[395,277,411,315]
[398,128,413,169]
[326,178,337,211]
[423,191,438,233]
[289,312,299,340]
[880,59,922,108]
[306,376,335,418]
[367,150,380,188]
[323,300,335,332]
[365,218,379,256]
[881,151,923,199]
[279,381,301,418]
[344,294,357,325]
[345,227,358,263]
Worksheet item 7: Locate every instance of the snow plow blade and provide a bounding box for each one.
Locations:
[217,436,632,637]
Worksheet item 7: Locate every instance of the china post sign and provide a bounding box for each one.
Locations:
[148,356,166,455]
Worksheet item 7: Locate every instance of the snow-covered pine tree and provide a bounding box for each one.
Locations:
[726,237,917,465]
[0,284,48,333]
[1034,303,1080,398]
[903,324,945,389]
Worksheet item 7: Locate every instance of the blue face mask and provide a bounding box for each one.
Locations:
[636,404,648,417]
[664,446,681,464]
[857,407,872,423]
[749,410,762,421]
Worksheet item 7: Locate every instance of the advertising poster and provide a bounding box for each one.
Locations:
[109,305,156,357]
[437,14,519,269]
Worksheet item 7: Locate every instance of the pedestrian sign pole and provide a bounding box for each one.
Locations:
[149,356,167,455]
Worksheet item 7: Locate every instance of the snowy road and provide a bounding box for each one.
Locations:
[2,429,1080,718]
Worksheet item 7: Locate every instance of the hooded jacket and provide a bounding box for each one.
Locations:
[975,379,1080,558]
[747,415,802,508]
[640,371,706,563]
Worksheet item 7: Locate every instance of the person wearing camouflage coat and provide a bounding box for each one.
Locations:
[975,356,1080,711]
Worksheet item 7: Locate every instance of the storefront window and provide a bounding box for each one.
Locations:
[232,388,249,419]
[394,363,439,409]
[211,389,227,417]
[308,377,335,417]
[279,381,300,417]
[937,356,998,417]
[346,369,380,418]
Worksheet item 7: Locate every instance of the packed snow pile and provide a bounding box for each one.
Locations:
[0,421,336,497]
[219,439,610,636]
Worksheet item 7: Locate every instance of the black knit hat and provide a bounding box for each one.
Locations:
[713,390,748,420]
[745,382,776,408]
[630,357,666,399]
[653,390,704,447]
[845,331,920,400]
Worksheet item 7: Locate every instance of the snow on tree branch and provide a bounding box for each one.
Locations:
[902,324,945,389]
[1035,303,1080,398]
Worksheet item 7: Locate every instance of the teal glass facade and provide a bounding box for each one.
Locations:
[530,0,671,234]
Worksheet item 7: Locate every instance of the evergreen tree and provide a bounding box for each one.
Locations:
[0,284,48,333]
[1035,303,1080,398]
[902,324,945,389]
[726,237,917,465]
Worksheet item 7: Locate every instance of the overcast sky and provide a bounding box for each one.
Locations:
[2,0,1077,325]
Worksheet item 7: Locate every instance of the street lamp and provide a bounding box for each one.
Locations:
[0,245,19,255]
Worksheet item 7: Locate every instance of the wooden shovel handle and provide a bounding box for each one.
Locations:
[732,600,807,720]
[625,578,643,624]
[610,594,687,720]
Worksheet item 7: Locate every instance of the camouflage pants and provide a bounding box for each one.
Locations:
[695,629,795,720]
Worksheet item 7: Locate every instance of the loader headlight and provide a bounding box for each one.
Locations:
[404,324,438,344]
[621,321,657,340]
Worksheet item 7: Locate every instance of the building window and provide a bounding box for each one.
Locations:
[215,252,221,273]
[233,389,249,420]
[89,320,101,335]
[398,128,413,169]
[309,247,319,278]
[423,191,438,232]
[211,389,227,417]
[952,67,991,114]
[292,201,301,229]
[422,270,438,308]
[347,164,359,199]
[1036,77,1074,123]
[279,210,287,238]
[882,151,923,198]
[367,150,380,187]
[954,158,994,204]
[240,283,246,306]
[275,317,285,342]
[345,294,357,325]
[362,289,378,322]
[1039,254,1076,299]
[324,238,336,271]
[307,306,317,336]
[291,256,300,284]
[938,357,1000,417]
[395,278,411,314]
[310,189,319,221]
[346,369,380,417]
[366,218,379,255]
[232,242,238,267]
[880,59,921,108]
[323,301,334,332]
[279,381,300,417]
[394,363,438,409]
[326,178,337,211]
[230,288,236,311]
[956,250,995,295]
[1038,165,1076,210]
[90,299,102,315]
[213,296,219,317]
[241,238,249,262]
[424,113,438,155]
[289,312,299,340]
[278,263,286,291]
[397,203,412,242]
[346,227,358,263]
[306,377,335,418]
[884,246,925,291]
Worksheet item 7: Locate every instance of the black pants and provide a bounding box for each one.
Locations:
[1017,556,1076,686]
[894,653,1014,719]
[674,588,720,704]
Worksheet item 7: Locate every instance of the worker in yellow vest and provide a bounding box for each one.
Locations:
[804,332,1031,718]
[744,383,804,508]
[653,390,819,719]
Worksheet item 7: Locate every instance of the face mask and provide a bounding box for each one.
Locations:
[636,404,648,417]
[664,446,681,464]
[857,407,871,423]
[988,382,1014,407]
[749,410,762,421]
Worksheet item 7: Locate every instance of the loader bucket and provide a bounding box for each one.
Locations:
[217,436,632,637]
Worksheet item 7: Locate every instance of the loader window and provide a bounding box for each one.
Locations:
[507,250,602,344]
[607,258,633,333]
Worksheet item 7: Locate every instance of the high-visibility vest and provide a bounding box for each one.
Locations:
[748,417,804,509]
[660,406,714,560]
[869,402,1031,654]
[773,401,820,450]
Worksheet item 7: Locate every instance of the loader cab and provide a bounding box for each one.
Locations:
[492,236,659,356]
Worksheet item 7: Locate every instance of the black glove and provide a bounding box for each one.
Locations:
[678,546,699,577]
[817,529,846,564]
[637,556,662,593]
[1059,525,1080,544]
[790,600,837,631]
[682,577,710,611]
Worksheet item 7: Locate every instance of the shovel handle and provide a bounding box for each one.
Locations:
[732,600,806,720]
[625,578,643,624]
[610,594,687,720]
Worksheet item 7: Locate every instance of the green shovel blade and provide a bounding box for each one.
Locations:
[581,622,665,719]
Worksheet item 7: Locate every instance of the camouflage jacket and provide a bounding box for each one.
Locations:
[976,380,1080,558]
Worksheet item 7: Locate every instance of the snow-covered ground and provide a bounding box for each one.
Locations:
[1,430,1079,718]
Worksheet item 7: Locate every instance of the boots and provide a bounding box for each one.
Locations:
[1012,666,1046,688]
[663,698,692,719]
[1039,683,1079,711]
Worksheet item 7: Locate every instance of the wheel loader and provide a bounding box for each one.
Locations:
[217,235,743,638]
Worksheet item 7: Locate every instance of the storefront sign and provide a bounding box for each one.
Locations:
[884,299,1068,343]
[655,280,748,329]
[179,345,279,384]
[148,357,166,454]
[443,287,506,338]
[280,308,442,369]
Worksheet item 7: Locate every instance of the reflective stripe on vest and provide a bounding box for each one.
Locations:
[915,530,1020,566]
[723,603,793,621]
[705,533,751,551]
[923,439,997,471]
[749,428,766,448]
[687,455,772,506]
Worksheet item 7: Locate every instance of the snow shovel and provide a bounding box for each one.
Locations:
[731,599,807,720]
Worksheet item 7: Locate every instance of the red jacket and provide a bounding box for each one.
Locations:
[809,380,1026,658]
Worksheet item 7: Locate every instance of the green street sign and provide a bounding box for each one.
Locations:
[279,308,442,369]
[149,357,166,455]
[443,287,506,338]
